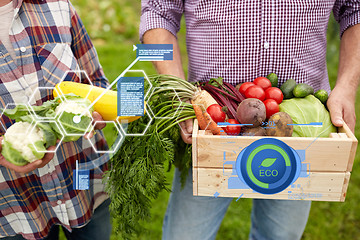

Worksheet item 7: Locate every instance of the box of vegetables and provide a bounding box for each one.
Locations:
[187,75,357,202]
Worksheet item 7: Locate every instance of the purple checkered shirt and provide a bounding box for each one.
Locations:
[140,0,360,92]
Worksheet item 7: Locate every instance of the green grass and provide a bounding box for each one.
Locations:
[61,1,360,239]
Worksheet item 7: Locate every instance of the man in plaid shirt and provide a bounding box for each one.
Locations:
[141,0,360,239]
[0,0,111,239]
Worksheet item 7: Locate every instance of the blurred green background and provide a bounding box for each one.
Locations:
[68,1,360,239]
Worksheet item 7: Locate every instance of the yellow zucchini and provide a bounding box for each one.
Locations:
[54,82,143,123]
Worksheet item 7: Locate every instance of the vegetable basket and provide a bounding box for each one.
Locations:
[192,120,357,202]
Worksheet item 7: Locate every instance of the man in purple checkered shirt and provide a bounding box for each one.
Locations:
[141,1,360,239]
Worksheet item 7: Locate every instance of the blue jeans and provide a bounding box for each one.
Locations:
[4,199,111,240]
[163,169,311,240]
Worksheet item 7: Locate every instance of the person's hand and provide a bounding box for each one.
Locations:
[179,118,193,144]
[327,85,356,132]
[0,137,56,174]
[84,111,106,139]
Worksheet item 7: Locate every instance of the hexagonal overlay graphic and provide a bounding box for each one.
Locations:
[86,121,124,154]
[124,70,153,99]
[60,70,94,86]
[146,87,184,120]
[27,86,65,120]
[56,70,94,101]
[29,120,64,153]
[117,105,153,136]
[0,103,33,135]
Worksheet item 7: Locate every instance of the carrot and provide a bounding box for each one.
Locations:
[192,100,226,135]
[203,111,227,135]
[191,101,208,130]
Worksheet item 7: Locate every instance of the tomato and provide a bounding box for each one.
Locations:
[265,87,284,104]
[206,104,226,123]
[263,99,279,119]
[253,77,272,90]
[239,82,255,96]
[225,119,241,136]
[244,85,265,101]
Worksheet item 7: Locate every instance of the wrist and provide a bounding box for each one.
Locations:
[335,79,358,88]
[333,81,357,99]
[335,74,359,91]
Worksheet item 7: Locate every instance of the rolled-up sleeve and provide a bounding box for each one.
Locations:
[333,0,360,37]
[139,0,184,41]
[69,2,109,88]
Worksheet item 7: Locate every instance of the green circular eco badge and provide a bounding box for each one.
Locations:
[236,138,301,194]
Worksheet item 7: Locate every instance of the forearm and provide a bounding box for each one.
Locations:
[327,24,360,131]
[336,24,360,98]
[143,28,185,79]
[143,28,193,143]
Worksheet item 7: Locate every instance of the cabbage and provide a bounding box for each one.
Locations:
[279,95,336,137]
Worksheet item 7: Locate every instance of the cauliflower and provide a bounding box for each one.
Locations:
[0,94,94,166]
[2,122,46,165]
[55,100,91,118]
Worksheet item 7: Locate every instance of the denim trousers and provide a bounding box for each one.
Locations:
[3,198,111,240]
[162,169,311,240]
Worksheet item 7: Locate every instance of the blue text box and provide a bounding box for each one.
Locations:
[117,77,144,117]
[136,44,173,61]
[73,169,90,190]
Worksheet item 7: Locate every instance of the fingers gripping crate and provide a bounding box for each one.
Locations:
[191,120,357,202]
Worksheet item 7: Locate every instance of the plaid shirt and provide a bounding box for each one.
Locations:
[0,0,109,239]
[140,0,360,92]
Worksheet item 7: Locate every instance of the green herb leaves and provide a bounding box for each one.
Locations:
[106,76,194,239]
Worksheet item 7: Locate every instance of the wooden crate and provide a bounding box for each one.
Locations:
[192,120,358,202]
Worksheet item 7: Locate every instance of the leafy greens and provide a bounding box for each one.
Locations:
[279,95,336,137]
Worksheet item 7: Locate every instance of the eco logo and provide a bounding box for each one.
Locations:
[235,138,301,194]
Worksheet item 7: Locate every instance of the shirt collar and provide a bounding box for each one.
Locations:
[13,0,23,18]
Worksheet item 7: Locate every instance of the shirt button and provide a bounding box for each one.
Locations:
[20,47,26,53]
[264,42,270,49]
[57,200,62,205]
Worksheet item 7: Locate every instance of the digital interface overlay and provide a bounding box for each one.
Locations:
[0,44,329,197]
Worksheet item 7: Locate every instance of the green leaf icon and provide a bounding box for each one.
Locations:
[259,158,277,168]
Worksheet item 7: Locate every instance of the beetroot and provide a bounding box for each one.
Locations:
[236,98,266,127]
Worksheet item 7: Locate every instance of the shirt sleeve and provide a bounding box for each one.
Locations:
[333,0,360,37]
[139,0,185,42]
[69,2,109,88]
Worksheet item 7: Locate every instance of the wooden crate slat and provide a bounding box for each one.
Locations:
[338,133,348,139]
[192,119,199,195]
[340,172,351,202]
[195,168,349,202]
[329,133,340,138]
[338,124,358,172]
[196,131,354,172]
